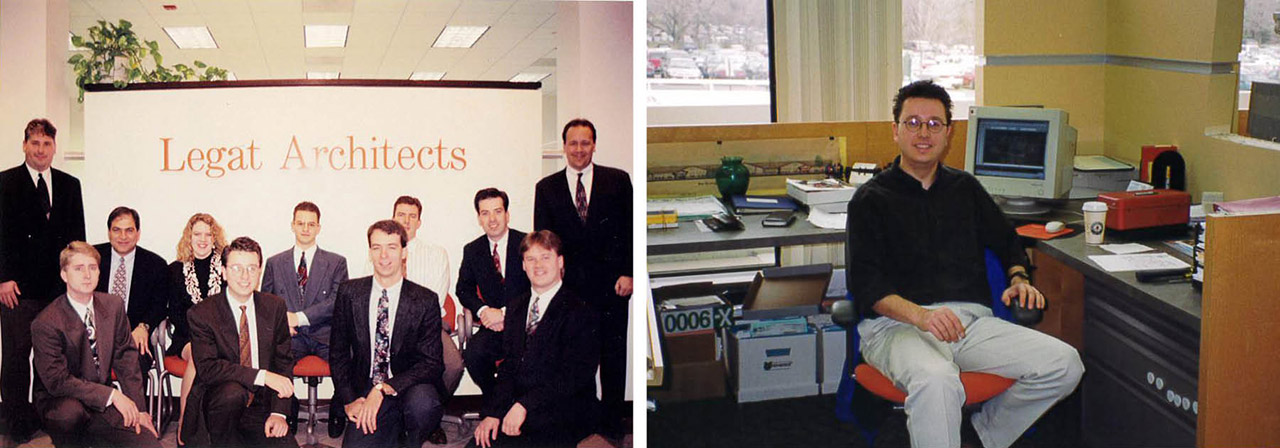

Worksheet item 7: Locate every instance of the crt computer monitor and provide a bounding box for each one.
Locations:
[964,106,1078,215]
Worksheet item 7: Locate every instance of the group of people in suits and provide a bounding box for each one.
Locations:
[0,117,633,448]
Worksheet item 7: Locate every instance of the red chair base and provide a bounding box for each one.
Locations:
[854,363,1015,406]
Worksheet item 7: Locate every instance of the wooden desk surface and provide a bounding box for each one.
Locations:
[647,213,845,256]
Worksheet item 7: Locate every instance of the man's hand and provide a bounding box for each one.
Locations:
[134,413,159,438]
[344,398,366,422]
[110,390,140,428]
[287,312,299,329]
[501,402,527,437]
[914,306,965,343]
[131,325,150,356]
[479,308,505,331]
[1001,279,1045,309]
[614,276,633,297]
[475,417,501,448]
[0,281,21,309]
[356,388,384,434]
[262,372,294,399]
[264,414,288,438]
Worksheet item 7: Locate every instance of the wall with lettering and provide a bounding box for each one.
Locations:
[82,85,541,297]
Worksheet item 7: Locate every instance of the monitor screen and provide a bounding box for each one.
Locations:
[973,118,1050,180]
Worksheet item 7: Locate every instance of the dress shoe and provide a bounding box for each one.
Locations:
[427,427,447,445]
[327,414,345,439]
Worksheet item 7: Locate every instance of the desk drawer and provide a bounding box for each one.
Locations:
[1083,283,1199,448]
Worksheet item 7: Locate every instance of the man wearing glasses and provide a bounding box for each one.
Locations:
[183,237,297,447]
[844,80,1082,448]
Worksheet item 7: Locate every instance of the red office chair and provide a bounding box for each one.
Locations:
[833,249,1043,445]
[293,355,330,447]
[151,319,186,433]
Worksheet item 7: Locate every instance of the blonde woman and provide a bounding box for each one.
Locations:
[165,213,227,445]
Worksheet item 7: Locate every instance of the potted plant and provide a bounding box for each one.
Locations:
[68,19,229,101]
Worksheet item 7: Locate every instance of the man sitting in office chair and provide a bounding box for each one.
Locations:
[844,80,1083,448]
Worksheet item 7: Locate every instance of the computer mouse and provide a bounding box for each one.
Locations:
[1045,221,1065,233]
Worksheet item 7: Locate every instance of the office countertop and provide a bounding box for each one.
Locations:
[647,213,845,256]
[1035,231,1202,330]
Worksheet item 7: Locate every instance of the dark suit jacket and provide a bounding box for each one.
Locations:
[482,284,600,438]
[182,291,293,445]
[533,164,632,304]
[165,260,224,357]
[456,229,530,316]
[0,165,85,303]
[330,277,443,406]
[94,244,170,332]
[260,246,348,345]
[31,293,144,413]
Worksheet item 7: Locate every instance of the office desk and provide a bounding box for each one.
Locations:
[1033,233,1201,448]
[647,213,844,256]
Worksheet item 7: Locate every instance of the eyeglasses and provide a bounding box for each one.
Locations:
[227,265,260,276]
[899,116,949,134]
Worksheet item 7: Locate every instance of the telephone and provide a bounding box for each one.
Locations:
[701,213,745,232]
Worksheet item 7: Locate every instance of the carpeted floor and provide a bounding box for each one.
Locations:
[648,391,1081,448]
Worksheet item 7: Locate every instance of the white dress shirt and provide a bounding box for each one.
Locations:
[109,249,136,306]
[477,231,509,317]
[291,245,317,326]
[67,296,115,408]
[368,278,403,381]
[25,163,53,207]
[526,281,563,330]
[565,163,594,208]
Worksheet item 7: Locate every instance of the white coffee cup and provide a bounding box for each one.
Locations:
[1082,201,1108,245]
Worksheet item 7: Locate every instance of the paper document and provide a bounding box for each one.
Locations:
[647,196,729,221]
[745,197,778,204]
[1088,253,1191,272]
[1099,243,1153,255]
[806,208,847,230]
[660,295,724,309]
[1075,155,1135,171]
[1127,180,1154,191]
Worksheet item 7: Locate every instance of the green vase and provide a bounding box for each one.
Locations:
[715,156,750,198]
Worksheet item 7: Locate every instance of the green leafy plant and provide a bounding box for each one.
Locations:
[68,19,229,102]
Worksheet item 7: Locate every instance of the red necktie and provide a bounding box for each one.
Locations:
[492,243,504,283]
[298,252,309,293]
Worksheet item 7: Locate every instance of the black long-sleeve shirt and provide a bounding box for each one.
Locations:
[845,159,1028,320]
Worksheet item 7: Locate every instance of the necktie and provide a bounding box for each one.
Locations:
[238,305,252,368]
[527,296,541,335]
[575,172,589,223]
[36,173,51,219]
[110,258,128,302]
[298,252,309,294]
[492,243,504,283]
[85,309,100,379]
[372,289,391,384]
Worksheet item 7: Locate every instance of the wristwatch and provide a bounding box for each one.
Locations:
[1009,270,1032,283]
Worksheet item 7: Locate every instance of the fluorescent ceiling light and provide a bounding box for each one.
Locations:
[305,25,349,48]
[307,71,340,80]
[409,71,446,81]
[432,26,489,48]
[509,72,550,83]
[163,26,218,49]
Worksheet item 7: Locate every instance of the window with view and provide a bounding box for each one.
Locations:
[1240,0,1280,111]
[646,0,772,126]
[903,0,977,120]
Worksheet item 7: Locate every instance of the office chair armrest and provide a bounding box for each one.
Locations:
[830,300,857,329]
[1010,298,1047,326]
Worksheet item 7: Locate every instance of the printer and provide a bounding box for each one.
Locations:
[1096,189,1191,231]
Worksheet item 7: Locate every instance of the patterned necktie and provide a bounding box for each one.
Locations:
[238,305,252,368]
[372,289,391,384]
[492,243,504,283]
[526,296,541,335]
[85,308,100,378]
[575,172,589,223]
[110,258,128,302]
[36,173,51,219]
[297,252,309,294]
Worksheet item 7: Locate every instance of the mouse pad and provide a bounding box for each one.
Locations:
[1017,223,1075,240]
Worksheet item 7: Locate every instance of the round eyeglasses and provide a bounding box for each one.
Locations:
[899,116,949,134]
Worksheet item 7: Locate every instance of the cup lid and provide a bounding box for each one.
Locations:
[1083,201,1108,212]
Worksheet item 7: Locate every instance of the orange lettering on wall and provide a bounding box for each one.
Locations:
[281,136,307,170]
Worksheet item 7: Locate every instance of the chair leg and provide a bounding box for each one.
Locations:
[307,376,319,446]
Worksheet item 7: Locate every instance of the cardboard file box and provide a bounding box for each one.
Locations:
[809,314,847,395]
[727,318,820,403]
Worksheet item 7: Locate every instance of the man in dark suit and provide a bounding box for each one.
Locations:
[182,237,297,447]
[330,220,444,448]
[259,201,348,433]
[0,118,86,443]
[93,206,171,379]
[533,118,632,435]
[457,188,530,396]
[472,230,600,448]
[31,241,160,448]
